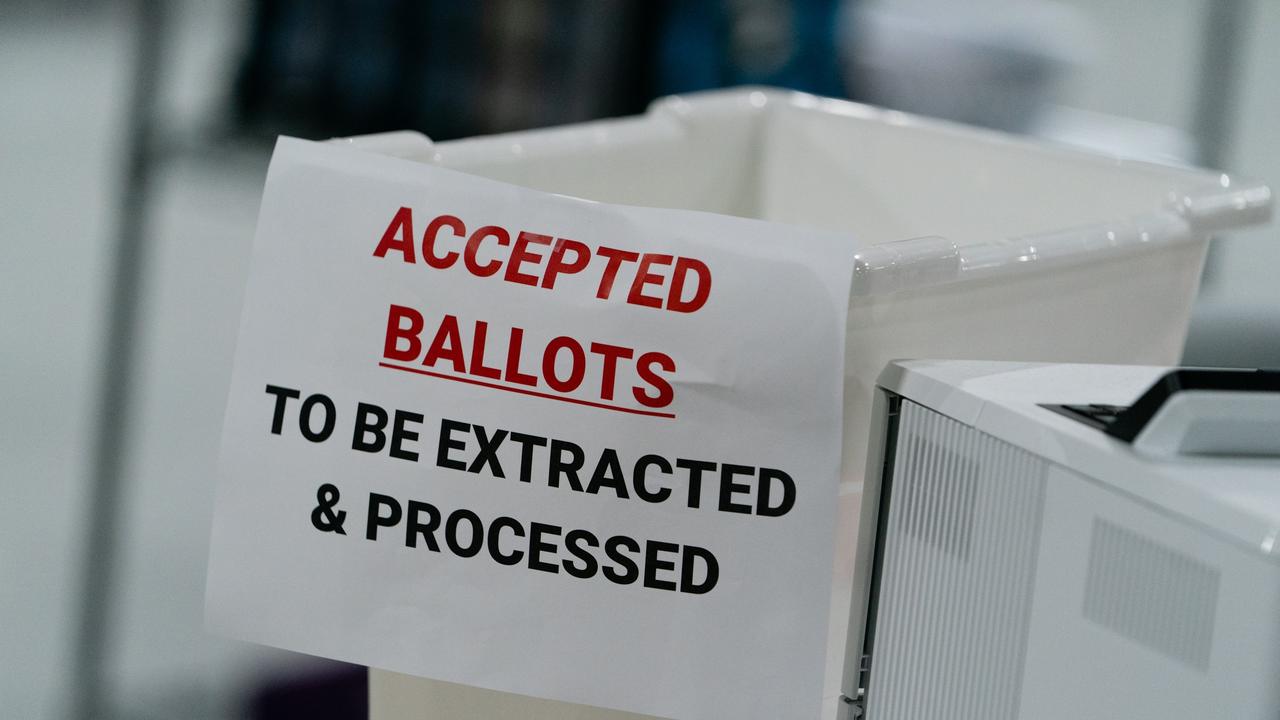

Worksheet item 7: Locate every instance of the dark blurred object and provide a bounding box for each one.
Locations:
[655,0,844,96]
[231,0,845,141]
[232,0,656,140]
[248,662,368,720]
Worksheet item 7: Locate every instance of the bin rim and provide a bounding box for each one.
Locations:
[329,87,1273,297]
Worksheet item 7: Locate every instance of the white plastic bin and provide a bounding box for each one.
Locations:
[343,88,1273,720]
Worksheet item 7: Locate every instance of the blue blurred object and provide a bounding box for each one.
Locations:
[655,0,845,96]
[232,0,847,140]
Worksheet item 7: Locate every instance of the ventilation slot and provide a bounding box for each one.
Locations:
[865,401,1047,720]
[1083,519,1220,671]
[898,435,978,560]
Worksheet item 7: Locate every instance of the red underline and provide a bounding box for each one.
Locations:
[378,361,677,419]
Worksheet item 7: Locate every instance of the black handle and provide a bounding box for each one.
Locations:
[1105,368,1280,442]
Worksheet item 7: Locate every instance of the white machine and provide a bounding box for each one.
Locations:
[844,361,1280,720]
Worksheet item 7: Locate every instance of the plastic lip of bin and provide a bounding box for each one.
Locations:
[330,88,1271,300]
[330,87,1273,720]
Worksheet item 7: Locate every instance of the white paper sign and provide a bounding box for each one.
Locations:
[206,138,854,720]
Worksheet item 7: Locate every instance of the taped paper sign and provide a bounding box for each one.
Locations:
[206,138,855,720]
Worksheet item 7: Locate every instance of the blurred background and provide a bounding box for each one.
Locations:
[1,0,1276,718]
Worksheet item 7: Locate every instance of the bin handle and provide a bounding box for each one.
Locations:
[852,179,1272,296]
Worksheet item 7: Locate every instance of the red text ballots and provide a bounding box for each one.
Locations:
[383,305,677,413]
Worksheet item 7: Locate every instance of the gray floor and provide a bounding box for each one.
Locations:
[1,2,1276,719]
